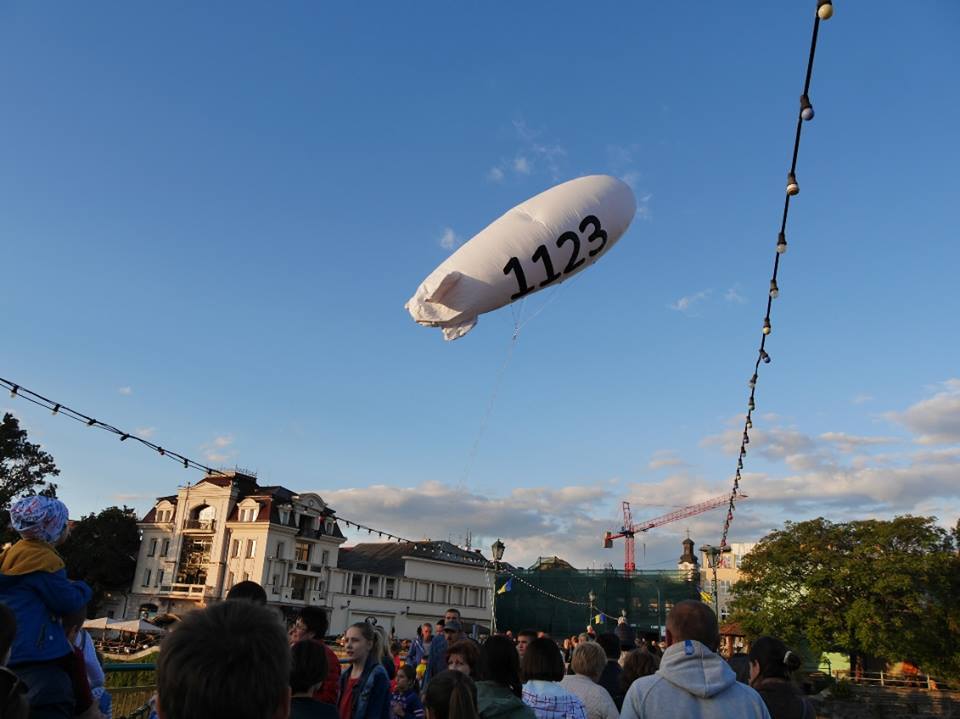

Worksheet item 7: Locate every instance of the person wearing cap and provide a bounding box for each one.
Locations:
[442,620,465,646]
[0,496,93,718]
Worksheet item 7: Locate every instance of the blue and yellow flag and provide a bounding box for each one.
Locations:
[497,578,512,594]
[593,613,606,624]
[699,590,712,603]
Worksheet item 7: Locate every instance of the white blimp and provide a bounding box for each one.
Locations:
[405,175,637,340]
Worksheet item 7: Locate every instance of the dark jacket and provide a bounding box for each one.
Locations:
[754,678,814,719]
[477,681,537,719]
[598,660,624,710]
[339,656,390,719]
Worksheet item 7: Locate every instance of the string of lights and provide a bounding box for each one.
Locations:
[718,0,834,549]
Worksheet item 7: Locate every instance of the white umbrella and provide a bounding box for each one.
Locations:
[82,617,117,632]
[111,618,166,635]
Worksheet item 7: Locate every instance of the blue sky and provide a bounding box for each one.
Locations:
[2,2,958,567]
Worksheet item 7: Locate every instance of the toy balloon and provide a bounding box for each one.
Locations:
[405,175,637,340]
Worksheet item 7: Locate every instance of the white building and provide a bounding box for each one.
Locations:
[128,472,496,637]
[328,541,493,638]
[128,472,346,618]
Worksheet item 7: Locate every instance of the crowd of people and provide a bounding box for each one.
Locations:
[0,496,815,719]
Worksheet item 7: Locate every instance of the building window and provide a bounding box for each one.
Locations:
[416,582,429,602]
[142,569,151,587]
[231,539,240,558]
[450,586,463,605]
[350,574,363,596]
[433,585,447,604]
[147,538,157,557]
[295,542,310,562]
[368,576,380,597]
[160,539,170,557]
[276,542,285,559]
[156,569,164,587]
[279,510,290,526]
[242,572,249,582]
[246,540,256,559]
[226,571,234,590]
[385,578,396,599]
[321,550,330,565]
[271,574,280,594]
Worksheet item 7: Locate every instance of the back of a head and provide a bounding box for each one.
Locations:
[226,581,268,605]
[748,637,801,681]
[423,669,478,719]
[479,636,522,697]
[517,629,538,642]
[621,648,659,691]
[521,637,565,682]
[298,606,329,639]
[570,641,607,680]
[665,600,719,651]
[727,653,752,684]
[290,639,329,695]
[157,600,289,719]
[596,633,619,660]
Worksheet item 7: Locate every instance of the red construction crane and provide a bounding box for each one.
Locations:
[603,493,747,576]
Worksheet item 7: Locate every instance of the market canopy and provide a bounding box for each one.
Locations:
[110,618,166,634]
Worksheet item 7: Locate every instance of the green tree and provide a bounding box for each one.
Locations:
[730,515,960,681]
[60,506,141,613]
[0,412,59,510]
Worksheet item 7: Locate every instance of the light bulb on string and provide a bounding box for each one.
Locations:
[760,349,771,363]
[86,418,96,427]
[769,279,780,298]
[51,403,60,415]
[748,397,755,411]
[786,172,800,196]
[763,318,772,335]
[749,373,757,388]
[183,458,189,469]
[800,94,815,121]
[817,0,834,20]
[120,433,130,441]
[9,385,18,399]
[743,432,750,444]
[777,232,788,254]
[746,415,753,429]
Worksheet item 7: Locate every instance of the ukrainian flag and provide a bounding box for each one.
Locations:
[497,579,512,594]
[700,590,712,603]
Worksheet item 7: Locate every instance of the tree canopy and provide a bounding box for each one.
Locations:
[60,506,141,612]
[730,515,960,680]
[0,412,59,510]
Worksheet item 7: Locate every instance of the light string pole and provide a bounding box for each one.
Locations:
[719,0,833,551]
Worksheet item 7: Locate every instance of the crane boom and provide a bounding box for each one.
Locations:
[603,492,747,574]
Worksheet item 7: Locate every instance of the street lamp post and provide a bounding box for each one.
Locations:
[699,544,732,619]
[491,539,505,635]
[588,590,596,629]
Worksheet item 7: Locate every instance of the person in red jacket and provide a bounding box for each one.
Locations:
[289,607,341,705]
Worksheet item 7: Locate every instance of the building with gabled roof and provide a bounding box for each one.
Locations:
[128,471,346,619]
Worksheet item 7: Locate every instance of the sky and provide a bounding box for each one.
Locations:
[2,2,959,570]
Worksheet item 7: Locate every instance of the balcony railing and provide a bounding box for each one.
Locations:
[297,527,325,539]
[183,519,216,532]
[157,584,211,598]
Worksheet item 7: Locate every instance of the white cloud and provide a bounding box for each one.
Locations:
[887,379,960,444]
[439,227,460,250]
[648,450,689,471]
[724,286,746,304]
[321,480,625,567]
[118,386,133,396]
[487,167,505,183]
[852,393,874,405]
[203,434,236,463]
[513,156,531,175]
[135,427,155,439]
[819,432,899,453]
[669,290,711,313]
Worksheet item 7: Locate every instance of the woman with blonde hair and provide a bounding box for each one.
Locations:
[560,642,619,719]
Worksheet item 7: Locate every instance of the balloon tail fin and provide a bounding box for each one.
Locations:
[442,317,477,341]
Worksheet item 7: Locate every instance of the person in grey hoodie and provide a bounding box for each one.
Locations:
[620,601,770,719]
[476,636,536,719]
